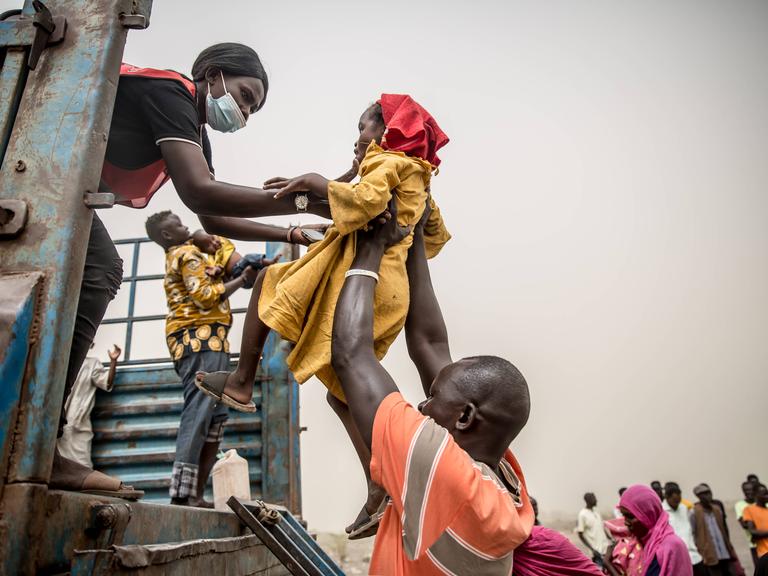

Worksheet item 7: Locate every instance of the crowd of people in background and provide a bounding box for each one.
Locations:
[565,475,768,576]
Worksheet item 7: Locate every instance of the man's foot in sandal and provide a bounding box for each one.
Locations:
[347,482,388,540]
[195,371,256,413]
[50,449,144,500]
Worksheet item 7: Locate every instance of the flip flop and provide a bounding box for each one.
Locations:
[348,498,389,540]
[51,450,144,500]
[195,371,257,413]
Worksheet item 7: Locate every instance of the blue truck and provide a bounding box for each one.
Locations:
[0,1,325,573]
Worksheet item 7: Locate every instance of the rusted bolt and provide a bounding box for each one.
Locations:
[14,160,26,172]
[95,506,117,528]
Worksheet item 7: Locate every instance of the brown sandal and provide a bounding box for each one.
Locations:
[51,449,144,500]
[348,498,389,540]
[195,371,257,413]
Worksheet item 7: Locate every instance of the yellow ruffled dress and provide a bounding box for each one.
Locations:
[259,142,450,400]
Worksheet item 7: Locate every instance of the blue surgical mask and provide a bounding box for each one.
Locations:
[206,71,246,133]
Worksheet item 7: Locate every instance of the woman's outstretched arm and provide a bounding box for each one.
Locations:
[161,141,330,218]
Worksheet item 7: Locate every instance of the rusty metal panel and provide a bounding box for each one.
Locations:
[0,273,42,491]
[1,484,294,574]
[0,48,28,160]
[72,536,290,576]
[0,0,140,484]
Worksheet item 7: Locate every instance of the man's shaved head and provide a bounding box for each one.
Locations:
[452,355,530,439]
[420,355,530,466]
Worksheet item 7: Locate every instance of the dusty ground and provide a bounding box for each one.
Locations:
[314,533,374,575]
[314,501,756,574]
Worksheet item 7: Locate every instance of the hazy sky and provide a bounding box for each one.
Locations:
[6,0,766,531]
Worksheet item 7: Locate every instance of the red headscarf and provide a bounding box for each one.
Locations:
[378,94,449,167]
[619,485,693,576]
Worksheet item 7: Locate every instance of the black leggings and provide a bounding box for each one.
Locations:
[60,212,123,436]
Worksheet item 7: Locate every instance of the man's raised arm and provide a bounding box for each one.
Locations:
[331,207,410,449]
[404,203,453,396]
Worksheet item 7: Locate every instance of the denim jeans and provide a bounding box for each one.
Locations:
[60,212,123,436]
[169,350,229,499]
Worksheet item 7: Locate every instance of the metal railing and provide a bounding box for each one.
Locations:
[103,237,248,367]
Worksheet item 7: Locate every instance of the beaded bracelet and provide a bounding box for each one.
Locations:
[345,269,379,282]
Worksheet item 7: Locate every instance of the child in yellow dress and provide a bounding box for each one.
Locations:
[197,93,449,405]
[196,94,450,532]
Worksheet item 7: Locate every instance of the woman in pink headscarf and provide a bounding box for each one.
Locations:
[605,484,693,576]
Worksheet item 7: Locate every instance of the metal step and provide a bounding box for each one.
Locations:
[92,439,263,467]
[93,415,262,441]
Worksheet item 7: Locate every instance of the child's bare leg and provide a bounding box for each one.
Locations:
[203,269,270,405]
[326,391,386,533]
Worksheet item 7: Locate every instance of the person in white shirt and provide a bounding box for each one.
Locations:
[578,492,610,567]
[57,344,120,468]
[663,482,705,575]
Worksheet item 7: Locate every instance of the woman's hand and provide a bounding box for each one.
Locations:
[288,226,307,245]
[264,173,329,199]
[288,226,326,246]
[301,223,330,234]
[107,345,122,361]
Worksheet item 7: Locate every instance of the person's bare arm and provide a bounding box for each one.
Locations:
[577,531,600,559]
[746,520,768,540]
[221,270,249,299]
[602,550,621,576]
[106,345,121,387]
[331,204,410,449]
[198,215,307,243]
[404,203,452,396]
[160,141,330,219]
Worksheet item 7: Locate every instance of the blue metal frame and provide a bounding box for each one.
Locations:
[0,2,156,572]
[0,0,133,487]
[0,273,42,485]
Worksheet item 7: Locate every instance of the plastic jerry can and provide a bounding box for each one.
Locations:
[211,449,251,511]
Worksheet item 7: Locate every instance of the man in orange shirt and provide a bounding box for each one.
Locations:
[331,202,601,575]
[743,484,768,561]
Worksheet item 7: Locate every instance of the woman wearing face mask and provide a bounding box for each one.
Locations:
[53,43,334,498]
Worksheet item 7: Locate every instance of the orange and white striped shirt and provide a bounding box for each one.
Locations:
[369,392,535,576]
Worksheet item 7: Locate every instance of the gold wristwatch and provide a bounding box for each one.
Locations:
[295,193,309,212]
